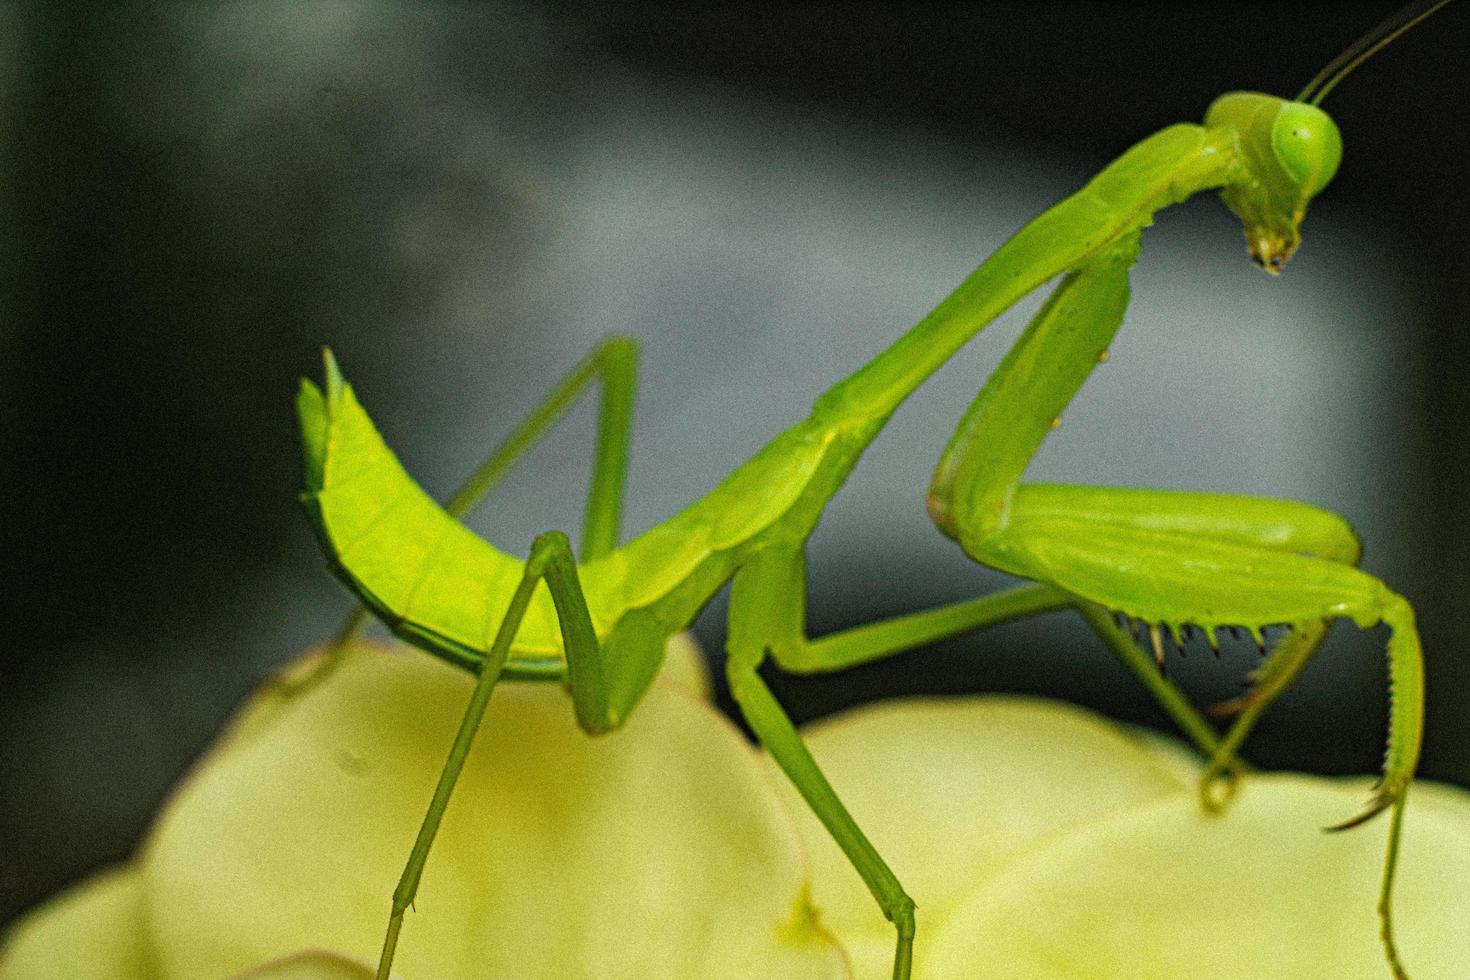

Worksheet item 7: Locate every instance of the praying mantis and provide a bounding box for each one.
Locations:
[298,4,1451,978]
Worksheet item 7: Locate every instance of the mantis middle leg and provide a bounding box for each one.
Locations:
[772,575,1238,767]
[720,538,1222,980]
[439,334,638,561]
[726,549,918,980]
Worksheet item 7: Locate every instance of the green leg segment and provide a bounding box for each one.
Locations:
[726,551,915,980]
[998,483,1377,808]
[764,555,1226,764]
[1197,620,1328,808]
[443,335,637,561]
[779,581,1070,672]
[375,530,614,980]
[1379,795,1411,980]
[960,500,1422,973]
[728,659,916,980]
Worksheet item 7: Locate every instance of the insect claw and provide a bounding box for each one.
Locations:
[1206,628,1221,656]
[1206,699,1240,719]
[1208,688,1258,718]
[1326,784,1398,832]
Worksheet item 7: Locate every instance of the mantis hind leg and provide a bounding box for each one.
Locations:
[440,335,638,561]
[376,530,621,980]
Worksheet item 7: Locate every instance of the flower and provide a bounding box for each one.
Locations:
[774,698,1470,979]
[3,637,1467,979]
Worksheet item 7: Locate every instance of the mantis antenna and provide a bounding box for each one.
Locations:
[1296,0,1455,105]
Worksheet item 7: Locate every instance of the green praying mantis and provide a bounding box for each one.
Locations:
[297,4,1453,978]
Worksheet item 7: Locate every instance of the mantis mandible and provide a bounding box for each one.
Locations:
[298,4,1449,978]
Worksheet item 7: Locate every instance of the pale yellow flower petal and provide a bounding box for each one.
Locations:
[11,641,1468,980]
[1115,721,1206,784]
[139,643,845,980]
[923,775,1470,979]
[0,867,150,980]
[230,950,386,979]
[771,697,1192,977]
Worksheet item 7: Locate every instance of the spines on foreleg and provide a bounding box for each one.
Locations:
[1106,608,1301,670]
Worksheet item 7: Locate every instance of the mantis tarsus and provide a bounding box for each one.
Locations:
[298,5,1451,978]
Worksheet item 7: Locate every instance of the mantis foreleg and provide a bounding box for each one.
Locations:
[1198,619,1328,806]
[928,216,1424,974]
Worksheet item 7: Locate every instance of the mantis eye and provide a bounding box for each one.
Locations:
[1271,102,1342,198]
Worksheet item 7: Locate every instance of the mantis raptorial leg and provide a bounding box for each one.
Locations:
[299,6,1452,977]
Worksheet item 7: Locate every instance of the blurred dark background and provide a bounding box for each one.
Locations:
[3,2,1468,926]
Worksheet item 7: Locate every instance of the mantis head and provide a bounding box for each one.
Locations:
[1206,0,1453,273]
[1204,93,1342,274]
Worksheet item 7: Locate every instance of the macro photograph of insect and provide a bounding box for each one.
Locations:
[3,2,1470,978]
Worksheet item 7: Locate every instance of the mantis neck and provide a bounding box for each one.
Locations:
[807,123,1242,430]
